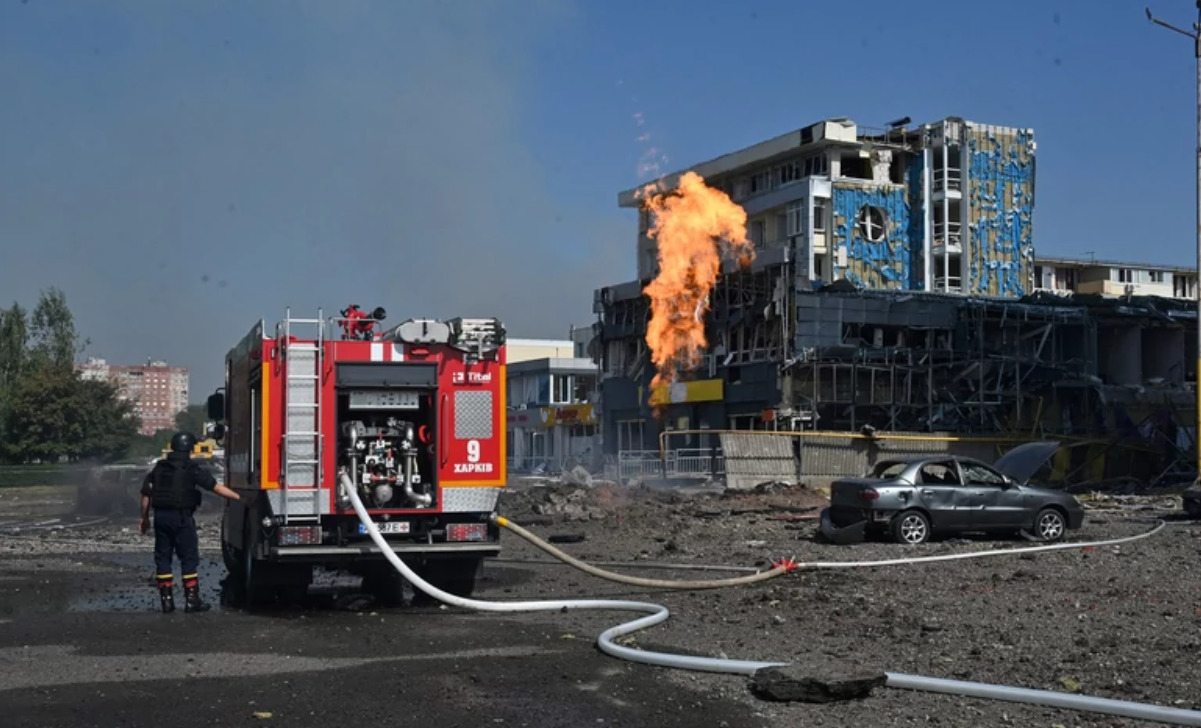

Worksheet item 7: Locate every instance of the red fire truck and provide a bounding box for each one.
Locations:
[205,306,507,606]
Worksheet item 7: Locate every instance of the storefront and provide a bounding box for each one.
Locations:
[507,402,598,473]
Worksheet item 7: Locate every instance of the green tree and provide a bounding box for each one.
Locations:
[27,288,86,374]
[0,303,30,459]
[2,368,141,464]
[125,429,175,462]
[0,303,30,394]
[75,377,140,461]
[174,403,208,437]
[3,367,81,463]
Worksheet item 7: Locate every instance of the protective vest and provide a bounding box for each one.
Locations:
[148,454,204,510]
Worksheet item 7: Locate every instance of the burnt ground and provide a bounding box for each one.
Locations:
[1,481,1200,727]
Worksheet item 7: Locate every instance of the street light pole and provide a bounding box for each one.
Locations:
[1147,3,1201,482]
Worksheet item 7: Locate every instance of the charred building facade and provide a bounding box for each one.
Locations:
[593,116,1197,482]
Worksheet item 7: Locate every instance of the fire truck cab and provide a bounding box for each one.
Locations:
[205,306,507,606]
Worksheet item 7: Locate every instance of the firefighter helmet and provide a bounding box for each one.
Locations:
[170,432,196,453]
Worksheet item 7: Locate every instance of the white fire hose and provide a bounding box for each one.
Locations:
[345,483,1201,726]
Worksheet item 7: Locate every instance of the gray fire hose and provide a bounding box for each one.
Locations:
[345,483,1201,726]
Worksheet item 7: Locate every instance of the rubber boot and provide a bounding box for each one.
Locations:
[183,576,211,613]
[157,582,176,613]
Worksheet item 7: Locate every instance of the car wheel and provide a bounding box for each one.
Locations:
[1033,507,1066,542]
[891,510,930,545]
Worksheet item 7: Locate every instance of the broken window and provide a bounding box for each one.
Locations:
[889,153,906,184]
[551,375,572,404]
[775,161,802,186]
[804,154,828,177]
[961,463,1006,486]
[1174,274,1195,298]
[813,199,828,233]
[870,461,908,479]
[932,203,961,248]
[729,414,759,431]
[749,219,766,246]
[573,375,594,402]
[1051,267,1075,290]
[856,206,887,242]
[918,462,960,485]
[787,202,805,237]
[749,170,771,195]
[840,153,871,180]
[617,420,644,452]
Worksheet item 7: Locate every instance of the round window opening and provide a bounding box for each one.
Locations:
[856,205,888,242]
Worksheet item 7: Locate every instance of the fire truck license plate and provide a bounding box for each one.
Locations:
[348,390,419,410]
[360,521,410,534]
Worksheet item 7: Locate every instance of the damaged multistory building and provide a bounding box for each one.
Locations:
[593,115,1197,484]
[620,115,1036,297]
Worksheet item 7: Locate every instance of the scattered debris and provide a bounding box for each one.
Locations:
[750,666,887,703]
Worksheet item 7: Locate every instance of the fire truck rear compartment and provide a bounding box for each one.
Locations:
[334,361,438,512]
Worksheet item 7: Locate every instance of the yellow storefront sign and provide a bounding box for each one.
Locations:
[537,403,597,427]
[648,378,724,406]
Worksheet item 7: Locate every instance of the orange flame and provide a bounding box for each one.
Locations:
[637,171,754,398]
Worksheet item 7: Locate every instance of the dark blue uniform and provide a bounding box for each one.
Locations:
[141,451,217,612]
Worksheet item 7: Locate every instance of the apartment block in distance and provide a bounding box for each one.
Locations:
[77,358,189,435]
[1034,255,1199,301]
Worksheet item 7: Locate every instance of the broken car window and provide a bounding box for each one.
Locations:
[918,462,960,485]
[871,462,908,479]
[961,463,1006,486]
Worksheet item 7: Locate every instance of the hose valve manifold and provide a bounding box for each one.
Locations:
[342,418,432,509]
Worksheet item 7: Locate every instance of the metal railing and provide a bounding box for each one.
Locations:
[934,275,963,293]
[611,449,725,484]
[932,166,962,192]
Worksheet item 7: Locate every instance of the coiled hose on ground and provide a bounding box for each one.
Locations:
[345,485,1201,726]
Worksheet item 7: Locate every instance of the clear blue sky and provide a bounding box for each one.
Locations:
[0,0,1195,399]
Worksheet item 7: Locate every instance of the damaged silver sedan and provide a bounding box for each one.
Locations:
[821,441,1084,545]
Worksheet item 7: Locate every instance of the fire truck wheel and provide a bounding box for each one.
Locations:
[240,521,276,608]
[420,556,482,599]
[361,566,410,608]
[221,512,242,575]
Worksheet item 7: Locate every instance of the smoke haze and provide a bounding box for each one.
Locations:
[0,0,632,399]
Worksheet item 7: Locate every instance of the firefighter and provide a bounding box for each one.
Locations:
[140,431,241,613]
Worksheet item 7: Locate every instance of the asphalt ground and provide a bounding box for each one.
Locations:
[0,488,765,728]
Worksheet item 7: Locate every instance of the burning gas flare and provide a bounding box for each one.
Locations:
[638,171,754,396]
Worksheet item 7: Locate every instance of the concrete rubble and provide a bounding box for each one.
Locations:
[2,480,1199,727]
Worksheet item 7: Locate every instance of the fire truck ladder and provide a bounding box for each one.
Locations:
[277,308,325,524]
